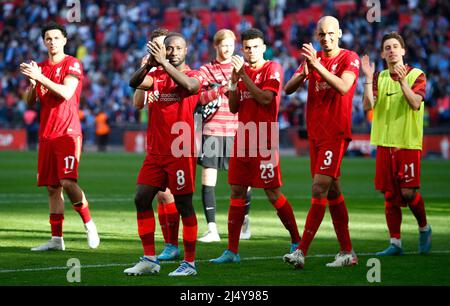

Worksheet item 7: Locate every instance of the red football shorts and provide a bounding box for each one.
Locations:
[137,154,197,195]
[37,135,82,186]
[228,151,282,189]
[309,137,350,179]
[375,146,421,193]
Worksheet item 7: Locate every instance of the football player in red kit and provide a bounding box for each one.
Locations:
[210,28,302,264]
[20,22,100,251]
[283,16,360,268]
[126,32,204,276]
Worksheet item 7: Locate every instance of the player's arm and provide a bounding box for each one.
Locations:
[232,55,274,106]
[133,89,147,110]
[20,61,79,101]
[24,80,37,107]
[284,60,309,95]
[228,63,241,114]
[361,54,376,110]
[395,64,423,111]
[199,85,227,106]
[129,57,156,90]
[240,74,275,105]
[19,62,38,106]
[302,43,356,96]
[148,41,200,94]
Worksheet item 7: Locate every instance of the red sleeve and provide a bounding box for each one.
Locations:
[373,71,380,97]
[411,72,426,100]
[342,51,360,78]
[294,63,305,76]
[65,57,83,81]
[198,65,212,87]
[261,62,282,95]
[187,70,204,94]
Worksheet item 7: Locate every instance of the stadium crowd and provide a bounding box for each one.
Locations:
[1,0,449,146]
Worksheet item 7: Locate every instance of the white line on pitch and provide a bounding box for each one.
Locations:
[1,250,449,273]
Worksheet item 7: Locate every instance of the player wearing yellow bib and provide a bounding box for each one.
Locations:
[362,32,431,256]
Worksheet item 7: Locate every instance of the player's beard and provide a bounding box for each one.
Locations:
[169,56,184,67]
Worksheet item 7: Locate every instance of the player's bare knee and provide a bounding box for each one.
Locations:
[327,189,340,201]
[383,191,393,202]
[312,182,328,199]
[264,188,280,205]
[134,190,150,211]
[401,189,416,202]
[231,185,247,199]
[46,185,61,197]
[60,179,77,191]
[174,194,194,217]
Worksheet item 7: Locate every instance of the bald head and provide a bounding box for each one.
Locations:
[317,16,340,31]
[315,16,342,54]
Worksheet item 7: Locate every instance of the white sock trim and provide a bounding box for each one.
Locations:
[419,224,430,232]
[390,238,402,248]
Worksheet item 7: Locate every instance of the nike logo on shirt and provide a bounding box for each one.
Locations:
[386,92,398,96]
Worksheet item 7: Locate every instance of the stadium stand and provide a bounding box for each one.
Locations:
[0,0,448,150]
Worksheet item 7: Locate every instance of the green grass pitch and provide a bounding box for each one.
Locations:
[0,151,449,286]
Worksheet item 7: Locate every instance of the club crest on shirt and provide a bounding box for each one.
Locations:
[255,73,262,84]
[269,71,281,82]
[331,64,338,74]
[350,59,360,69]
[55,67,62,77]
[69,62,81,74]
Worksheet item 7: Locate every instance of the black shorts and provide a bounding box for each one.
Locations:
[197,135,234,170]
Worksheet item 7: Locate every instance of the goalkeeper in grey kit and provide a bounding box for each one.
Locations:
[196,29,252,243]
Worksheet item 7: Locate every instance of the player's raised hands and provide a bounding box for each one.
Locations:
[231,55,244,82]
[393,63,408,82]
[20,61,41,85]
[147,41,166,65]
[361,54,375,78]
[301,43,320,67]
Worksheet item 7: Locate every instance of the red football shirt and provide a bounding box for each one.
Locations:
[372,66,426,99]
[296,49,360,141]
[235,61,283,155]
[146,66,203,156]
[37,55,84,140]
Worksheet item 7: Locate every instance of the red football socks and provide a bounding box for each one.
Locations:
[165,202,180,246]
[273,194,301,243]
[181,214,197,262]
[137,210,156,256]
[408,192,427,228]
[72,201,92,224]
[49,213,64,237]
[157,203,169,243]
[385,200,402,239]
[227,198,247,254]
[328,194,352,253]
[299,197,327,255]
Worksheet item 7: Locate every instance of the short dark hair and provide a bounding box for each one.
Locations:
[381,32,405,50]
[150,28,169,41]
[164,32,187,45]
[41,22,67,40]
[241,28,264,43]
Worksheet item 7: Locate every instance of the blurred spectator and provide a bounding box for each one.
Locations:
[23,106,39,150]
[0,0,448,138]
[95,109,110,152]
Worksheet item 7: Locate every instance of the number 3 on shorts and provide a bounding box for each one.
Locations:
[176,170,185,186]
[324,150,333,166]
